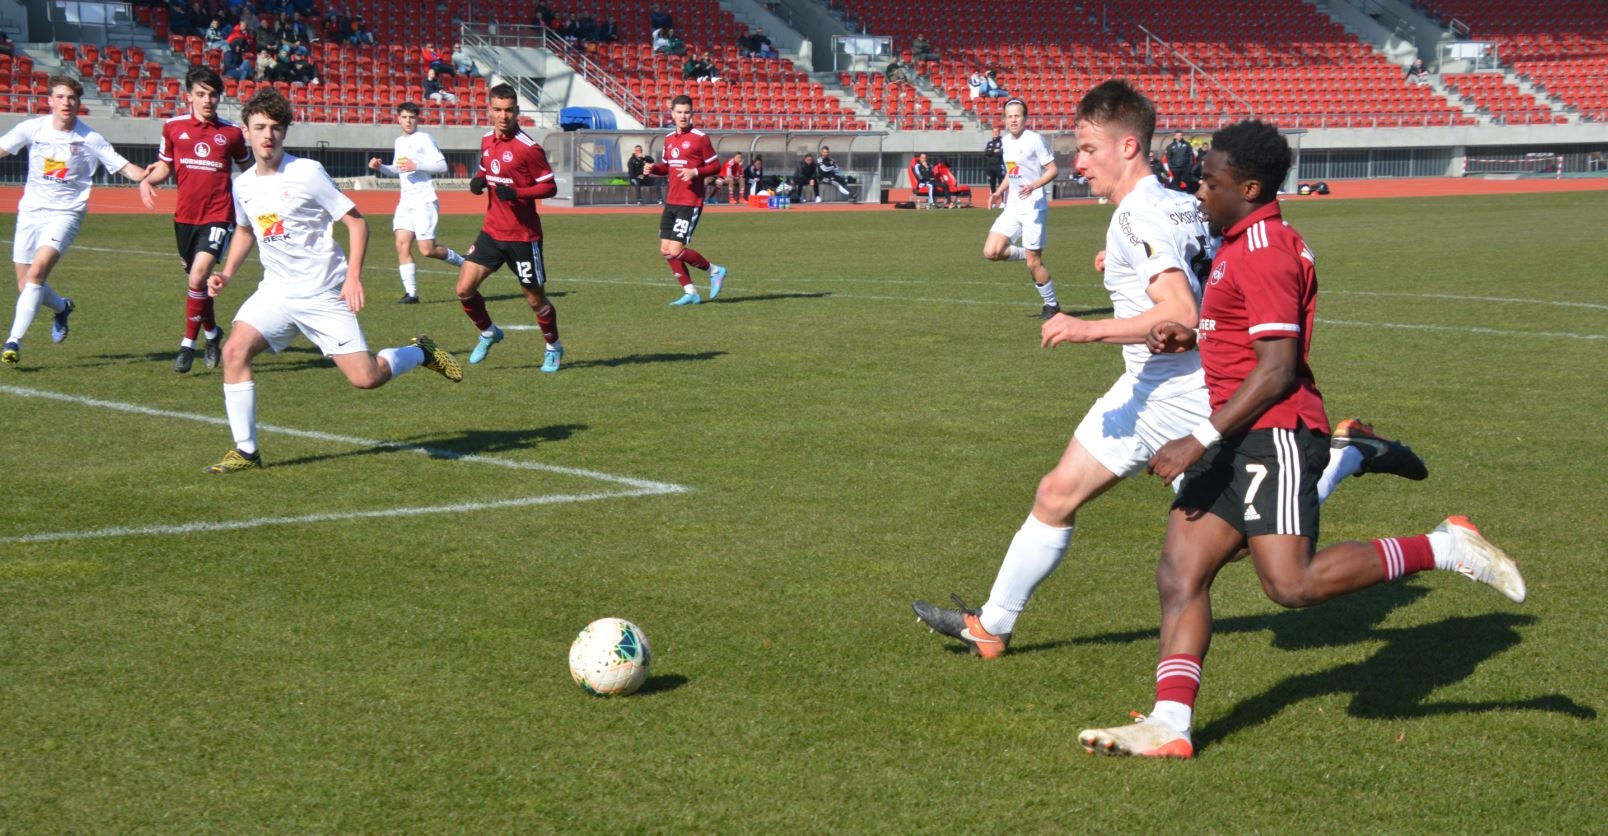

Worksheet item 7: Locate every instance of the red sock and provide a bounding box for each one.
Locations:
[680,247,710,271]
[460,292,493,331]
[184,291,207,340]
[1373,535,1434,581]
[534,301,559,345]
[201,294,217,332]
[665,254,693,289]
[1155,654,1202,708]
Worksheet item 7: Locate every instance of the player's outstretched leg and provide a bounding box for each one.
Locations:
[1435,515,1525,602]
[708,264,728,300]
[412,334,463,382]
[469,324,503,365]
[911,594,1010,659]
[1079,712,1194,759]
[1332,417,1428,480]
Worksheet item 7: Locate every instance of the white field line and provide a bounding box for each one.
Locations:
[0,385,688,544]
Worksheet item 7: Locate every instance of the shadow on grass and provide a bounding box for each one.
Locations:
[563,350,725,370]
[1057,582,1594,748]
[710,291,832,305]
[480,290,571,304]
[268,423,587,469]
[635,674,689,696]
[1061,306,1116,318]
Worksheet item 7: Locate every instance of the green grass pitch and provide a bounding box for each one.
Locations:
[1,192,1604,830]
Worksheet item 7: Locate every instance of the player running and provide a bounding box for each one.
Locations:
[653,95,728,306]
[1078,119,1523,759]
[982,99,1061,320]
[367,101,465,304]
[139,66,251,373]
[201,88,461,473]
[455,83,564,372]
[1,76,147,368]
[912,81,1428,662]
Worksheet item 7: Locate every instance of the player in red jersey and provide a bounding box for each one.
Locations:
[711,151,744,204]
[1078,120,1526,760]
[455,83,564,373]
[652,95,728,306]
[140,66,251,374]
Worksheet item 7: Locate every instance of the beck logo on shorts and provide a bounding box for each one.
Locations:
[255,213,286,241]
[43,158,68,180]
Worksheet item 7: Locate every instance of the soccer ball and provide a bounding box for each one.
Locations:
[568,617,651,696]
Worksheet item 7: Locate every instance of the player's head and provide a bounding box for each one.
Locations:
[240,88,293,166]
[487,83,519,136]
[819,145,830,156]
[1198,119,1290,235]
[397,101,421,133]
[1002,98,1028,136]
[183,67,225,120]
[670,94,694,131]
[46,75,83,124]
[1075,79,1156,150]
[1073,80,1156,200]
[632,144,644,156]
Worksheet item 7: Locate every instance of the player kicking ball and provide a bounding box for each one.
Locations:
[201,89,461,474]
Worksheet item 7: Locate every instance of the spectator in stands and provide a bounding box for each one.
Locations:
[712,152,744,204]
[0,31,15,58]
[794,153,819,202]
[423,43,453,76]
[167,0,194,37]
[628,145,664,205]
[736,25,757,57]
[744,154,768,199]
[344,15,375,45]
[910,152,951,208]
[655,27,686,56]
[1163,131,1196,192]
[1406,57,1430,84]
[885,58,913,86]
[983,68,1009,97]
[682,53,708,81]
[816,145,853,200]
[968,69,987,100]
[204,18,230,51]
[254,48,278,81]
[223,40,252,81]
[649,4,673,36]
[424,67,456,102]
[290,49,317,84]
[452,44,479,77]
[751,27,779,59]
[911,35,939,66]
[599,16,620,44]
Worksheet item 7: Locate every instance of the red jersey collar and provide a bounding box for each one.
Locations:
[1223,200,1283,241]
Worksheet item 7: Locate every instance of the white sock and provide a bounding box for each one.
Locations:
[1428,529,1457,570]
[546,339,562,352]
[1035,279,1058,308]
[1150,700,1193,736]
[979,515,1074,636]
[223,380,258,455]
[1006,245,1026,261]
[377,345,423,379]
[38,283,65,312]
[181,337,195,349]
[204,327,221,340]
[399,263,418,296]
[1316,446,1364,505]
[8,283,45,343]
[445,248,464,267]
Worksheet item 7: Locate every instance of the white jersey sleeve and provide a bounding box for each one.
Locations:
[1102,178,1211,390]
[84,128,131,175]
[0,117,36,156]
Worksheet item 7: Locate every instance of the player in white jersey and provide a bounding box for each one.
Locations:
[913,80,1426,657]
[201,88,463,474]
[0,76,147,368]
[983,99,1061,320]
[367,101,464,304]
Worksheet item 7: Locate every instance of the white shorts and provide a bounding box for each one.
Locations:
[988,204,1048,251]
[392,200,441,240]
[1073,371,1211,478]
[233,286,369,356]
[13,211,83,264]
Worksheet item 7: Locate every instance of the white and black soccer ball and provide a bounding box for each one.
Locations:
[568,617,651,696]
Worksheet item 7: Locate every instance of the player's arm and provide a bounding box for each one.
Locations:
[1147,336,1297,485]
[336,208,368,313]
[414,141,449,175]
[208,224,257,297]
[1043,266,1197,347]
[369,156,399,176]
[497,147,558,201]
[114,160,147,183]
[139,160,174,208]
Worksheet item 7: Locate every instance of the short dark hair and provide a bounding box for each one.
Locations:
[1209,119,1291,202]
[1076,79,1157,150]
[671,94,694,108]
[488,83,518,103]
[184,66,224,95]
[47,74,83,96]
[397,101,421,116]
[241,87,294,128]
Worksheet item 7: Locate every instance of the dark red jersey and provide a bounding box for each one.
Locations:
[721,156,743,180]
[654,127,720,207]
[478,129,556,242]
[157,114,248,225]
[1198,200,1329,434]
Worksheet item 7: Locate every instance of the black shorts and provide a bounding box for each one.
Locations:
[464,230,547,290]
[175,222,233,272]
[1174,424,1329,540]
[659,204,702,244]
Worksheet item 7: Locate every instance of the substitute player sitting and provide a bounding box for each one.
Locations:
[455,84,564,373]
[202,89,462,474]
[367,101,466,304]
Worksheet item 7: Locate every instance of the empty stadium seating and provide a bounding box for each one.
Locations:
[1416,0,1608,120]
